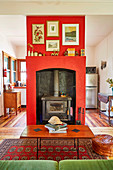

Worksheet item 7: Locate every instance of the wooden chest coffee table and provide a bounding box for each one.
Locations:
[20,125,94,159]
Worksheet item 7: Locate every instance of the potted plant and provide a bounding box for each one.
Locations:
[106,78,113,95]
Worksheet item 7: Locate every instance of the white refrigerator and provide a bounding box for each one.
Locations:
[86,74,98,108]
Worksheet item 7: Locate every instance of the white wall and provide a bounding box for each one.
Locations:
[86,30,113,110]
[86,46,95,66]
[94,31,113,109]
[95,31,113,93]
[0,33,17,116]
[16,46,26,59]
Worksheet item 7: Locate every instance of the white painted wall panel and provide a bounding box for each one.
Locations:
[86,46,95,66]
[16,46,26,59]
[94,31,113,110]
[13,88,26,105]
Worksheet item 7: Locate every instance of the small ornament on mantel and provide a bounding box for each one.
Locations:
[51,50,59,56]
[75,51,79,56]
[28,50,30,56]
[63,50,68,56]
[31,51,34,56]
[38,52,43,56]
[51,50,55,56]
[55,50,59,56]
[27,43,34,56]
[34,51,38,56]
[67,48,75,56]
[81,49,85,56]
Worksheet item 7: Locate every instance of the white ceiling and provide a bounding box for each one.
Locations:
[1,0,113,2]
[0,15,113,47]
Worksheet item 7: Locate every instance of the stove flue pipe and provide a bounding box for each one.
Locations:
[54,70,59,97]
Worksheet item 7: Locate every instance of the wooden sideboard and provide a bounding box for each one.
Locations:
[4,91,21,116]
[98,93,113,125]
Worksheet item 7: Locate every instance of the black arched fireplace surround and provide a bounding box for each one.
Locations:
[36,68,76,124]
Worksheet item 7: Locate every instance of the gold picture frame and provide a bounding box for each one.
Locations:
[32,24,44,44]
[46,40,60,51]
[47,21,59,37]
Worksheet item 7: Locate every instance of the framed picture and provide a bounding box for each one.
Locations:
[47,21,59,37]
[62,24,79,45]
[46,40,60,51]
[32,24,44,44]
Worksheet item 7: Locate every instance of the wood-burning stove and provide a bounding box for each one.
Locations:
[41,96,72,122]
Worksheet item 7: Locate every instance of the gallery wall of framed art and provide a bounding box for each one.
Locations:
[27,16,85,56]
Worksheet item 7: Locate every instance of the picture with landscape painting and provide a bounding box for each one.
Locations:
[62,24,79,45]
[46,40,60,51]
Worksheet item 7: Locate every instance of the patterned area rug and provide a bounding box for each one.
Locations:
[0,139,106,161]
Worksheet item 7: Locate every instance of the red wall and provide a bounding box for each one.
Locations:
[27,16,85,55]
[26,15,86,125]
[26,56,86,125]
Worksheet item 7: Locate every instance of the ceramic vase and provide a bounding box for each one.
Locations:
[112,87,113,95]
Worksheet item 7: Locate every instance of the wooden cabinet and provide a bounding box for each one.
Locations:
[4,91,21,116]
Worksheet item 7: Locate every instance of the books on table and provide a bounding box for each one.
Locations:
[49,129,67,133]
[45,123,68,133]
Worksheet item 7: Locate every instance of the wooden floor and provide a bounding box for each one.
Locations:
[0,108,113,142]
[0,108,26,142]
[0,108,113,159]
[85,109,113,127]
[0,108,113,128]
